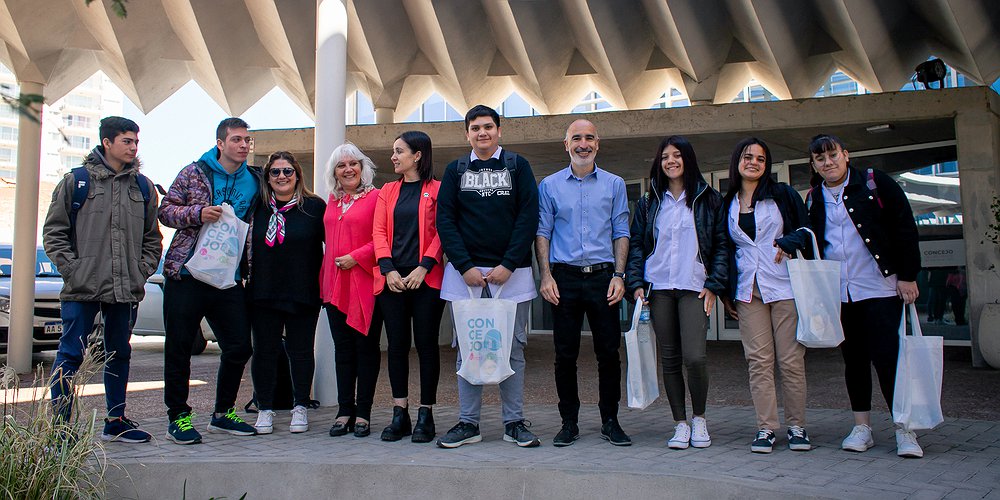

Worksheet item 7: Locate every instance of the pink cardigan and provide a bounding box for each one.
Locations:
[319,188,379,335]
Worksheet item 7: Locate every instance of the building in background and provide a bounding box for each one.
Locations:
[0,68,124,183]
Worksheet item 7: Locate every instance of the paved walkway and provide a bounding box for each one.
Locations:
[102,403,1000,499]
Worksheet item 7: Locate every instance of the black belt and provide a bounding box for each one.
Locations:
[551,262,613,274]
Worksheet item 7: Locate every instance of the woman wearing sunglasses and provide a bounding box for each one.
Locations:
[247,151,326,434]
[372,131,445,443]
[319,142,383,438]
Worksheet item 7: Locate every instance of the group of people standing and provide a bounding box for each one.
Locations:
[42,103,926,459]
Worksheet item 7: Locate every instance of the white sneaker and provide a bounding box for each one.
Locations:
[289,405,309,433]
[254,410,275,435]
[895,429,924,458]
[841,424,874,452]
[668,421,691,449]
[690,416,711,448]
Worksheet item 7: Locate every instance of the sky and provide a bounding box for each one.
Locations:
[121,82,314,187]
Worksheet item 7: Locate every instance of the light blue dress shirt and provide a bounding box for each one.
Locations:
[537,165,630,266]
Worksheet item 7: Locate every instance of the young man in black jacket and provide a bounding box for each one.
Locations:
[435,105,540,449]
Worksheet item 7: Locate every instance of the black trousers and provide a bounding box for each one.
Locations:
[163,275,253,420]
[325,304,383,421]
[840,295,903,413]
[551,265,622,423]
[250,303,320,410]
[377,280,445,405]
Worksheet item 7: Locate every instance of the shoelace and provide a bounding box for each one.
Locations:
[672,423,689,438]
[850,426,868,438]
[756,430,773,441]
[174,413,195,431]
[899,431,918,445]
[223,408,246,423]
[788,426,805,439]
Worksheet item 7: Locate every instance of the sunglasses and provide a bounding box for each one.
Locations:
[269,167,295,177]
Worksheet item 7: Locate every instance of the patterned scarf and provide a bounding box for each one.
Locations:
[265,194,298,246]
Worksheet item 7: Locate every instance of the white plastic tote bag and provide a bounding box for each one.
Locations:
[624,303,659,409]
[893,303,944,431]
[452,285,516,385]
[786,228,845,348]
[184,203,249,289]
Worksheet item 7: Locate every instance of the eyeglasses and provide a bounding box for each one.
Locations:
[269,167,295,177]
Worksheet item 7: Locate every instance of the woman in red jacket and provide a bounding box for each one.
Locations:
[373,131,445,443]
[319,142,382,438]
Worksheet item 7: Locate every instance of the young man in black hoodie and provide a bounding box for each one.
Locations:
[435,105,540,448]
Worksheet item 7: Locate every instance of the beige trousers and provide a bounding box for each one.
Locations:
[736,282,806,431]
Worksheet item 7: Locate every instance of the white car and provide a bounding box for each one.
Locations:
[133,259,216,355]
[0,246,64,353]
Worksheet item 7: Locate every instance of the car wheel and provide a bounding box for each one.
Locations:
[192,330,209,355]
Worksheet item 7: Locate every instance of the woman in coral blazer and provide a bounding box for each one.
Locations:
[372,131,445,444]
[319,142,382,439]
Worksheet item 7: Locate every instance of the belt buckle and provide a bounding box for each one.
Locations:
[581,265,593,273]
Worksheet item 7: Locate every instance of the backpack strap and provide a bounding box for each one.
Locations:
[69,167,90,250]
[456,157,469,175]
[457,151,519,175]
[502,151,519,173]
[866,168,883,208]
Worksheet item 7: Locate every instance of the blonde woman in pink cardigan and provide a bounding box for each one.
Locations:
[319,142,382,438]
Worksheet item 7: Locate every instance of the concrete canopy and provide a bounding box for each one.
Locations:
[0,0,998,117]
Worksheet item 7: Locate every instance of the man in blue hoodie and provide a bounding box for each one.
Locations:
[158,117,262,444]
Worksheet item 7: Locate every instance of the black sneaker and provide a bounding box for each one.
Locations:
[166,412,202,445]
[102,416,151,443]
[787,426,812,451]
[503,420,541,448]
[207,408,256,436]
[600,418,632,446]
[751,429,776,453]
[553,422,580,447]
[437,421,482,448]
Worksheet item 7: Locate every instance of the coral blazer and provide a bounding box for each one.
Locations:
[372,179,443,294]
[320,188,379,335]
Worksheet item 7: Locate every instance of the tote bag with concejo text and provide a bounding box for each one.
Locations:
[452,285,516,385]
[184,203,249,289]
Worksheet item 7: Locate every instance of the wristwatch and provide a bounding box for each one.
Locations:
[612,272,626,280]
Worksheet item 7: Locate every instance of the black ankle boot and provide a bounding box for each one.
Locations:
[411,406,435,443]
[380,406,412,441]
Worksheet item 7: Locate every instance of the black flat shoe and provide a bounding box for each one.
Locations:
[329,418,355,437]
[354,421,371,437]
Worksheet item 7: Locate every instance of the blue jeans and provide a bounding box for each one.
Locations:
[51,301,136,419]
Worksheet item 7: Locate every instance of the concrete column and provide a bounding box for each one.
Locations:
[8,81,44,373]
[312,0,348,405]
[955,106,1000,368]
[374,107,394,124]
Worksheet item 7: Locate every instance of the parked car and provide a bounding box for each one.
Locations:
[133,259,216,355]
[0,245,64,353]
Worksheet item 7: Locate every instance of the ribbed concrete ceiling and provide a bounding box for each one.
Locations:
[0,0,997,118]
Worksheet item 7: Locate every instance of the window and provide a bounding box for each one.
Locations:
[572,92,615,113]
[345,91,375,125]
[500,93,536,117]
[62,155,83,169]
[67,135,91,150]
[63,114,91,128]
[0,148,15,163]
[64,94,96,108]
[0,126,16,142]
